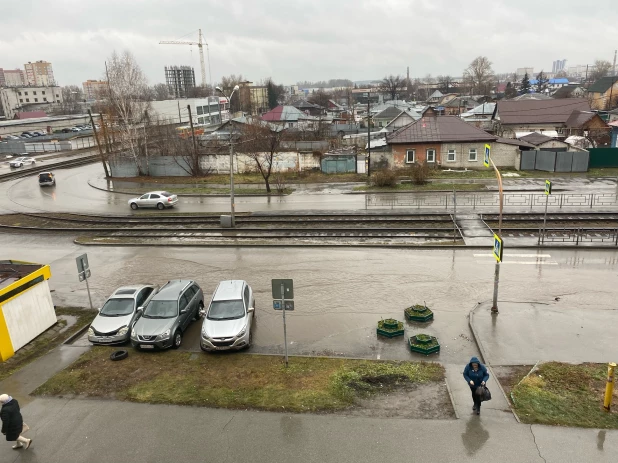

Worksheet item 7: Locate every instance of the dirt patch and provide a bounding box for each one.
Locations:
[493,365,533,401]
[348,382,454,419]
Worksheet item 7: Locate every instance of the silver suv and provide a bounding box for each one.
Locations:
[200,280,255,351]
[130,280,203,350]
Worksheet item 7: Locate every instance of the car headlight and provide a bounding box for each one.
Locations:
[201,329,212,340]
[130,328,137,338]
[88,327,94,336]
[237,326,247,338]
[157,329,171,340]
[117,326,129,336]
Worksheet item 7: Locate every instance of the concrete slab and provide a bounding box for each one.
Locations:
[471,301,618,365]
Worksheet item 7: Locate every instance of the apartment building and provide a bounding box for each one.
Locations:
[0,69,26,87]
[83,80,108,100]
[24,61,55,86]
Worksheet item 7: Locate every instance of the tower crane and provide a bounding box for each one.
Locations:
[159,29,212,89]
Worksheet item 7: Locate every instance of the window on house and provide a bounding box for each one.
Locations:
[426,149,436,163]
[56,94,59,98]
[42,91,45,95]
[197,106,203,115]
[405,150,415,163]
[447,149,456,162]
[43,98,47,102]
[288,123,293,128]
[378,121,383,127]
[34,98,38,102]
[25,98,29,102]
[18,92,22,96]
[33,91,37,95]
[469,149,477,161]
[198,117,204,124]
[19,99,23,103]
[25,92,28,95]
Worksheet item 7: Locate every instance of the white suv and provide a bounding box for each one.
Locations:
[200,280,255,351]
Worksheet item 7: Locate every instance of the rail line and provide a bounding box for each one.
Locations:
[0,154,99,182]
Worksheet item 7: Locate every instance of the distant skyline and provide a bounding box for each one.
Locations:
[1,0,616,87]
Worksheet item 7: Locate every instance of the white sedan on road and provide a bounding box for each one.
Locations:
[128,191,178,210]
[9,156,36,168]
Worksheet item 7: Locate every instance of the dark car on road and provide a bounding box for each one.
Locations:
[38,172,55,186]
[130,280,204,350]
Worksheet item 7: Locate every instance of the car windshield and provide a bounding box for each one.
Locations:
[39,173,52,180]
[143,300,177,318]
[208,299,245,320]
[99,298,134,317]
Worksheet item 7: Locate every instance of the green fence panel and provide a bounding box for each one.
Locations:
[589,148,618,168]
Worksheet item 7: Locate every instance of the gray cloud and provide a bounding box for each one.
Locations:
[1,0,616,86]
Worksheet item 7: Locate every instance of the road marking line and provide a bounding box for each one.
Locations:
[501,261,558,265]
[473,254,552,258]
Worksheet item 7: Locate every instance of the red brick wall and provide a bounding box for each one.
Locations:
[391,143,442,168]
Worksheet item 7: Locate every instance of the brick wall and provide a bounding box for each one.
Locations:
[391,143,441,168]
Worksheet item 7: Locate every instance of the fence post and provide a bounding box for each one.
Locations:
[364,194,367,210]
[530,193,533,210]
[559,194,563,209]
[615,228,618,246]
[590,193,594,209]
[576,228,580,246]
[473,194,476,210]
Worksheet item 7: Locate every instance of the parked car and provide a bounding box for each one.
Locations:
[70,127,82,132]
[88,285,158,345]
[128,191,178,210]
[130,280,203,350]
[9,157,35,168]
[200,280,255,352]
[61,128,72,133]
[20,133,33,139]
[32,131,46,137]
[4,135,21,140]
[21,131,35,137]
[38,172,55,186]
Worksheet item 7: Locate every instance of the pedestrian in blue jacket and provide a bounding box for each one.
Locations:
[463,356,489,415]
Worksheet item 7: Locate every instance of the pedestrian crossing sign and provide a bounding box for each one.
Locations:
[545,180,552,195]
[493,234,503,262]
[484,144,491,167]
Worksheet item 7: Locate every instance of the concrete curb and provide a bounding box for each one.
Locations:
[443,376,460,420]
[468,302,521,423]
[63,323,91,345]
[86,179,290,197]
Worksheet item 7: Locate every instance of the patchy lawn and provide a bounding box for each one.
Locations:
[511,362,618,428]
[111,186,293,195]
[354,183,486,192]
[34,347,445,414]
[0,308,96,382]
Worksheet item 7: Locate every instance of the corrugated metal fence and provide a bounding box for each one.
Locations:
[520,150,589,172]
[588,148,618,168]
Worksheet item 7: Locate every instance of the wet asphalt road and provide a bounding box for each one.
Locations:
[1,162,617,215]
[2,234,617,365]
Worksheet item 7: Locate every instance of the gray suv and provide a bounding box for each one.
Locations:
[130,280,203,350]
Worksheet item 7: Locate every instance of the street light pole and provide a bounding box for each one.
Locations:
[490,157,504,314]
[216,85,240,227]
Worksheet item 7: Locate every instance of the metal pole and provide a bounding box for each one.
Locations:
[229,129,235,227]
[453,186,457,243]
[542,193,549,245]
[84,275,94,311]
[490,157,503,314]
[367,96,371,177]
[281,283,288,368]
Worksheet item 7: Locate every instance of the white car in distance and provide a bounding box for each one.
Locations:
[9,157,35,168]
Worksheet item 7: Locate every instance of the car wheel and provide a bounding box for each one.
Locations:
[194,302,204,321]
[130,203,138,210]
[172,330,182,349]
[157,202,165,210]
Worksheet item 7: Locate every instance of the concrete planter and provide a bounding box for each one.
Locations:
[377,318,404,338]
[409,334,440,355]
[404,304,434,323]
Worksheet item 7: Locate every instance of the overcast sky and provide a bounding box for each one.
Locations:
[1,0,616,87]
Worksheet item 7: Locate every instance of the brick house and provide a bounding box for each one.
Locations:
[386,114,529,169]
[587,76,618,110]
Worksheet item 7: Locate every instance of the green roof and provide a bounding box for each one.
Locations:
[588,76,618,94]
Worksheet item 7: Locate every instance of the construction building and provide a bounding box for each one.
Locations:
[0,86,62,120]
[24,61,55,86]
[164,65,196,98]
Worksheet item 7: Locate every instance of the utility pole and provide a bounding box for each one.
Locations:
[367,94,371,177]
[187,105,198,158]
[490,151,504,314]
[88,109,109,178]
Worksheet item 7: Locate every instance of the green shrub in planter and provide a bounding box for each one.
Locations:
[377,318,404,338]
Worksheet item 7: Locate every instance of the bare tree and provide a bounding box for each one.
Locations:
[308,88,332,108]
[238,120,285,193]
[589,59,612,82]
[504,82,517,99]
[219,74,245,112]
[437,75,454,93]
[379,75,406,100]
[152,83,170,100]
[148,118,206,176]
[463,56,495,95]
[51,85,84,115]
[103,50,151,175]
[535,71,549,94]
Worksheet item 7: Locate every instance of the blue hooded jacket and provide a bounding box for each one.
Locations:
[463,356,489,387]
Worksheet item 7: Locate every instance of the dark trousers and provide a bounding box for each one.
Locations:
[470,386,482,409]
